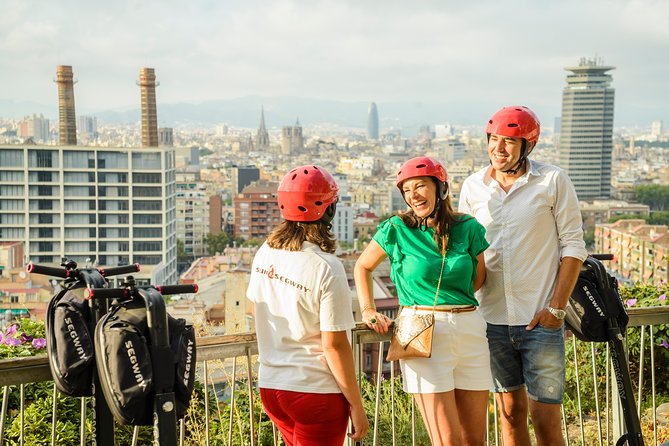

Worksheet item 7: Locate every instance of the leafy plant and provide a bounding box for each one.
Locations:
[0,318,47,359]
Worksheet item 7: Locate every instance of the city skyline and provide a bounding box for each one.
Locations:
[0,0,668,127]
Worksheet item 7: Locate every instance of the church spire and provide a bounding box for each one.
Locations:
[255,105,270,150]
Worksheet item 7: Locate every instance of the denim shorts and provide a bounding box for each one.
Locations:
[486,323,565,404]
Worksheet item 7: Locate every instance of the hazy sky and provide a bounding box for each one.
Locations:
[1,0,668,126]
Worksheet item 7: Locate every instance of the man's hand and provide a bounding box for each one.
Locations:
[526,308,564,330]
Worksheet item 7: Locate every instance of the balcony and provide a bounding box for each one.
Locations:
[0,307,667,445]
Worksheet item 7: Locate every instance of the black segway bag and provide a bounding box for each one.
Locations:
[95,300,196,425]
[565,265,629,342]
[45,287,95,397]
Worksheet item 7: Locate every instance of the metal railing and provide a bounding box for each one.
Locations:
[0,306,667,445]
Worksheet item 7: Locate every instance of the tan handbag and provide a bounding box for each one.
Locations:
[386,249,446,362]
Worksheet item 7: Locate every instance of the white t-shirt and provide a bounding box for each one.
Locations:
[246,241,355,393]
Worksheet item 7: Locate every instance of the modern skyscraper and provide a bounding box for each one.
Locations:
[367,102,379,140]
[559,57,615,200]
[255,106,270,150]
[55,65,77,146]
[138,68,159,147]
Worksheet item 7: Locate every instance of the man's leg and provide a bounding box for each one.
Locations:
[495,389,531,446]
[487,324,531,445]
[529,400,564,446]
[521,325,566,446]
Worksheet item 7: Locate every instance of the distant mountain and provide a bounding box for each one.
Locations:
[0,95,469,132]
[0,99,57,120]
[96,95,467,131]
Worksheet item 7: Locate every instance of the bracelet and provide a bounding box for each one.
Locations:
[360,304,376,313]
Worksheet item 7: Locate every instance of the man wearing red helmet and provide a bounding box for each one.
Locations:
[247,165,368,445]
[459,106,587,445]
[355,156,492,445]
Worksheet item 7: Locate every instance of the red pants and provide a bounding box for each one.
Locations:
[259,388,350,446]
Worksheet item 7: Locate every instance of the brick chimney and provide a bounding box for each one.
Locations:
[55,65,77,146]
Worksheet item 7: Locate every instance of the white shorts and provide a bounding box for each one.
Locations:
[399,306,492,394]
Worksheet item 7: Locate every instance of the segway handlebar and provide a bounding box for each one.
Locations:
[155,284,198,295]
[99,263,140,277]
[26,263,71,278]
[85,284,199,300]
[84,288,130,300]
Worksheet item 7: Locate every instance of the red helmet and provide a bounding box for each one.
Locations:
[277,165,338,222]
[396,156,448,190]
[486,106,540,143]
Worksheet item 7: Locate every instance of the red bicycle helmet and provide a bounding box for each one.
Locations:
[277,165,338,222]
[396,156,448,189]
[486,106,540,143]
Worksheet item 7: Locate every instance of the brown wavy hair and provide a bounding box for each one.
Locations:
[267,220,337,254]
[398,180,468,254]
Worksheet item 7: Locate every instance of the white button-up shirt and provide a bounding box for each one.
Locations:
[458,160,587,325]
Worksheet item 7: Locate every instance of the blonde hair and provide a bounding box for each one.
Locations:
[267,220,337,254]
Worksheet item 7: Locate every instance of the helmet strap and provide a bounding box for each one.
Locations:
[501,140,528,175]
[320,202,337,228]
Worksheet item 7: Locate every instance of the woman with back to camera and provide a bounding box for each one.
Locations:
[246,165,368,446]
[354,156,491,445]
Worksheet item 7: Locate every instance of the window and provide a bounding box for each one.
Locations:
[29,150,56,168]
[97,152,128,169]
[133,241,162,251]
[133,228,162,238]
[0,171,24,181]
[133,255,161,265]
[0,185,23,197]
[37,171,53,182]
[133,186,161,197]
[134,214,162,224]
[0,228,24,239]
[134,200,162,211]
[0,150,23,167]
[0,214,24,224]
[132,152,161,169]
[63,151,94,168]
[38,200,53,210]
[132,173,162,183]
[0,200,23,211]
[39,228,53,238]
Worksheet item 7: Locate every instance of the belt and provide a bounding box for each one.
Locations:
[410,305,477,314]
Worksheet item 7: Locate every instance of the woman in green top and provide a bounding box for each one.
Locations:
[354,156,492,446]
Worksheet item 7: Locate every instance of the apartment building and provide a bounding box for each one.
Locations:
[595,219,669,285]
[176,172,211,259]
[233,180,281,240]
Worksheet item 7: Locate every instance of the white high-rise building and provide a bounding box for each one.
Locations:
[559,57,615,200]
[331,204,354,244]
[0,144,177,285]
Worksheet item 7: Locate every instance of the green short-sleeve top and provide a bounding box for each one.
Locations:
[373,215,489,307]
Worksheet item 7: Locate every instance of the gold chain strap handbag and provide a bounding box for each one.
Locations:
[386,241,447,362]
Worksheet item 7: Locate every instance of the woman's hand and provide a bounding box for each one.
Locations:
[362,308,392,335]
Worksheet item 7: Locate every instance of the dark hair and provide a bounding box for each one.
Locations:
[398,179,467,254]
[267,220,337,254]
